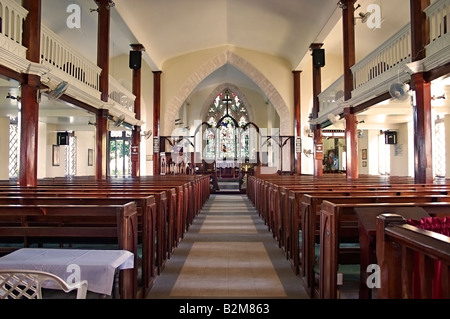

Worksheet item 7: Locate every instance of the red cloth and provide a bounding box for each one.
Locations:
[407,217,450,299]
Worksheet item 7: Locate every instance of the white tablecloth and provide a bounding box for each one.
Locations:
[0,248,134,295]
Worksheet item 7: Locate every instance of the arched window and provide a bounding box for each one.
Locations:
[204,89,250,162]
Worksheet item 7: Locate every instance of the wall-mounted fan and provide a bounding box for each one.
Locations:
[335,90,344,101]
[141,130,153,140]
[38,81,69,102]
[303,149,313,158]
[303,125,313,138]
[355,11,372,24]
[328,113,345,128]
[389,82,410,101]
[113,114,125,127]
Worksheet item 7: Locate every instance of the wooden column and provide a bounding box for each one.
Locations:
[153,71,162,175]
[95,109,108,179]
[341,0,358,180]
[293,70,302,175]
[96,0,111,102]
[131,44,144,177]
[95,0,112,180]
[341,0,356,101]
[310,43,323,177]
[345,107,358,179]
[19,0,41,187]
[313,124,323,177]
[411,0,433,183]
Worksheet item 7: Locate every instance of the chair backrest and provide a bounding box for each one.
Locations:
[0,269,88,299]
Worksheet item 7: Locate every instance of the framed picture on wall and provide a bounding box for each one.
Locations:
[88,149,94,166]
[52,145,60,166]
[362,149,367,160]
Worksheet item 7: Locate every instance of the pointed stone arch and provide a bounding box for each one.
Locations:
[164,50,291,136]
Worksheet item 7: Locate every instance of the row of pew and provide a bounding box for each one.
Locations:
[0,174,211,299]
[247,174,450,299]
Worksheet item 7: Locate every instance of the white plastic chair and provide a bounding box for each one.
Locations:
[0,270,88,299]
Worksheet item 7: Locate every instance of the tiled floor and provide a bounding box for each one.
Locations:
[146,194,309,299]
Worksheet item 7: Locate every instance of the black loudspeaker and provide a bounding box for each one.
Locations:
[129,51,142,70]
[57,132,69,145]
[312,49,325,68]
[385,131,397,144]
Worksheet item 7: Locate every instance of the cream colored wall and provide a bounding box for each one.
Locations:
[45,125,65,178]
[161,45,292,136]
[358,131,369,175]
[0,117,10,179]
[389,123,410,176]
[75,131,95,176]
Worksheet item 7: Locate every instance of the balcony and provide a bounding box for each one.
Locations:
[0,0,139,126]
[316,0,450,126]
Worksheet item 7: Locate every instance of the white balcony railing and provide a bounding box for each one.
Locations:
[40,25,101,91]
[0,0,28,58]
[351,24,411,91]
[108,75,135,113]
[0,0,28,44]
[425,0,450,59]
[318,75,344,115]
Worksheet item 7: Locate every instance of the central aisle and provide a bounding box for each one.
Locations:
[146,194,309,299]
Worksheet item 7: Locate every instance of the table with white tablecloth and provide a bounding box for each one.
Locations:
[0,248,134,296]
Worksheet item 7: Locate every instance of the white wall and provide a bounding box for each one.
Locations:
[75,131,95,176]
[0,117,10,180]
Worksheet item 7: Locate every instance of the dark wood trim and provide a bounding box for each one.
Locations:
[412,72,433,183]
[131,45,144,177]
[352,91,393,114]
[153,71,162,175]
[0,65,26,83]
[424,61,450,83]
[310,43,323,119]
[59,94,99,115]
[313,124,323,177]
[22,0,41,63]
[18,75,40,187]
[410,0,433,183]
[95,109,109,180]
[410,0,430,62]
[342,0,357,101]
[293,70,302,175]
[344,107,358,180]
[96,0,111,103]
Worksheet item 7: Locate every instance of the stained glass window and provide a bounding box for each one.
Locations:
[204,89,250,161]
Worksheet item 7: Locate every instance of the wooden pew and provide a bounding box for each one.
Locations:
[299,193,450,297]
[0,202,138,299]
[319,201,450,299]
[0,195,156,298]
[376,213,450,299]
